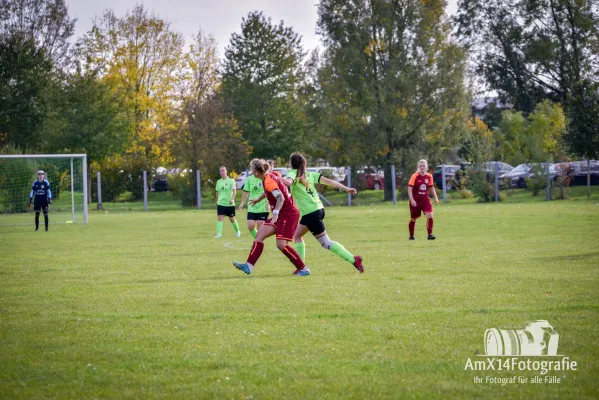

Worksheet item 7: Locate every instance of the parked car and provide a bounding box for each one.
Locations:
[500,163,555,188]
[432,165,460,189]
[273,167,288,177]
[477,162,514,175]
[153,177,168,192]
[554,160,599,186]
[307,167,347,182]
[235,172,249,190]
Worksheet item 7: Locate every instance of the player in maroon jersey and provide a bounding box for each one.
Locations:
[233,158,310,276]
[407,159,439,240]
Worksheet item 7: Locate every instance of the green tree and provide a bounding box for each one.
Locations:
[0,34,53,149]
[0,0,76,67]
[567,79,599,160]
[317,0,470,199]
[455,0,599,112]
[77,5,184,168]
[222,11,307,159]
[42,68,132,161]
[496,100,566,165]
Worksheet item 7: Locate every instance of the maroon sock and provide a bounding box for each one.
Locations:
[247,241,264,266]
[409,220,415,237]
[427,218,434,235]
[282,245,305,270]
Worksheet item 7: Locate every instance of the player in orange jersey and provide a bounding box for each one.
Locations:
[407,159,439,240]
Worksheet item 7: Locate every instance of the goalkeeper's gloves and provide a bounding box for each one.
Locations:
[28,199,31,208]
[48,199,52,204]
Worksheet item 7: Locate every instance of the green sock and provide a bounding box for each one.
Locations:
[232,221,240,233]
[250,228,257,239]
[216,221,223,235]
[330,241,355,264]
[295,241,306,261]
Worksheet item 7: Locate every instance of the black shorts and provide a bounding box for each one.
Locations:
[33,199,49,212]
[247,212,269,221]
[217,205,236,217]
[299,208,326,236]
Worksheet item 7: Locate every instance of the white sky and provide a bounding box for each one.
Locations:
[66,0,459,56]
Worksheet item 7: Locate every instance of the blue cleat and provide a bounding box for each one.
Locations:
[233,261,252,275]
[295,266,311,276]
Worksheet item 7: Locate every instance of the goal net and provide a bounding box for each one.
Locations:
[0,154,88,225]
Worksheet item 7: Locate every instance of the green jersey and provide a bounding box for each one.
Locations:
[243,175,268,213]
[216,178,236,206]
[287,169,323,216]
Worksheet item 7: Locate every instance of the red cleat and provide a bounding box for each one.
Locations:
[353,255,365,273]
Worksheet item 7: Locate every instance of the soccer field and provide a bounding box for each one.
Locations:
[1,200,598,399]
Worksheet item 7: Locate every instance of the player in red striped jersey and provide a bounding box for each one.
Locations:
[407,159,439,240]
[233,158,310,276]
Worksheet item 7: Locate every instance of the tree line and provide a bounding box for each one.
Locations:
[1,0,597,203]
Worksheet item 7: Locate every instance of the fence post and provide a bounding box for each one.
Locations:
[546,162,551,201]
[391,165,397,205]
[442,164,447,203]
[196,169,201,209]
[143,170,148,211]
[70,158,75,222]
[97,171,102,210]
[82,155,88,224]
[347,166,352,206]
[494,162,499,202]
[587,159,591,199]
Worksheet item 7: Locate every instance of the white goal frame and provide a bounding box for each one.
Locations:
[0,154,88,224]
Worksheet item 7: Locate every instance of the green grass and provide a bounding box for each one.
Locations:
[0,197,598,399]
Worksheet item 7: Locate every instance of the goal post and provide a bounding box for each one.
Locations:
[0,154,88,225]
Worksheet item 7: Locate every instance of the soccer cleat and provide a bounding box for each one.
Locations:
[233,261,252,275]
[427,234,436,240]
[409,236,415,240]
[353,255,365,273]
[235,231,241,238]
[214,234,222,238]
[296,266,311,276]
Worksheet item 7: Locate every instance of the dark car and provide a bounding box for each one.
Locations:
[500,163,555,188]
[153,177,169,192]
[554,161,599,186]
[432,165,460,190]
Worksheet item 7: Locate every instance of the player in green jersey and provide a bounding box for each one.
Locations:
[282,153,365,273]
[238,171,270,238]
[214,166,241,238]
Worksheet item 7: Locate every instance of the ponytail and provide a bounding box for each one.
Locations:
[289,153,309,188]
[250,158,271,175]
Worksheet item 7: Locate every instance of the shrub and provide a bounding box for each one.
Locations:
[115,191,136,202]
[168,174,195,207]
[457,189,474,199]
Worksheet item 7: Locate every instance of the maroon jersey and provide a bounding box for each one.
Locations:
[408,172,434,200]
[263,173,297,215]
